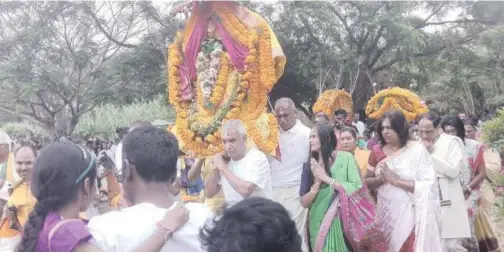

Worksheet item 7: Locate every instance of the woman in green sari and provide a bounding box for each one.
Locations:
[299,123,363,252]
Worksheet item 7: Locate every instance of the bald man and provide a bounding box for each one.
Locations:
[270,97,310,251]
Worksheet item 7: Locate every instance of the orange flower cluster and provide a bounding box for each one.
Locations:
[167,33,184,111]
[257,22,276,92]
[312,90,353,117]
[365,87,429,122]
[167,4,282,157]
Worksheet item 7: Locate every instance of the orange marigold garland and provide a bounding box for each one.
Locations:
[167,2,284,157]
[312,90,353,117]
[365,87,428,122]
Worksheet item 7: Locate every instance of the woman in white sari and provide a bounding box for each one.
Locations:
[365,111,443,251]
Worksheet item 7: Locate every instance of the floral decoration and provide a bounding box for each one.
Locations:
[365,87,429,122]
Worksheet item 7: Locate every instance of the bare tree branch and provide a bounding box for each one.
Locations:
[81,4,137,48]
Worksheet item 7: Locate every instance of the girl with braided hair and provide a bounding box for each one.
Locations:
[18,142,189,252]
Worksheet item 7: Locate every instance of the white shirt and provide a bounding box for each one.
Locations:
[114,142,123,176]
[88,202,212,252]
[221,148,272,205]
[269,120,311,188]
[352,121,366,136]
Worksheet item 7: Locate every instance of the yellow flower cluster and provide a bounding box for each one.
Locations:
[246,113,279,154]
[365,87,429,122]
[312,90,353,117]
[167,3,281,157]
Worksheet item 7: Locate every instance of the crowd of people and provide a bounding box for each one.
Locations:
[0,97,502,252]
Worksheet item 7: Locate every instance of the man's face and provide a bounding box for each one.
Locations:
[353,114,359,122]
[458,113,466,121]
[222,130,247,161]
[335,114,346,127]
[418,119,438,142]
[275,105,296,131]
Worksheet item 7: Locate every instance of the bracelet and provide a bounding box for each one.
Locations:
[330,179,336,187]
[156,222,174,242]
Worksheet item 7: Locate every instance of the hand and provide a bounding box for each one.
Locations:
[422,140,433,152]
[187,150,197,159]
[212,153,228,171]
[159,202,190,232]
[310,158,328,182]
[382,166,400,185]
[2,206,14,221]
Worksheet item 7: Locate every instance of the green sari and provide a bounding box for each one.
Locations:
[308,151,363,252]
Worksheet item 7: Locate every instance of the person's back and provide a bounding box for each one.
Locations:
[86,126,212,251]
[88,202,211,251]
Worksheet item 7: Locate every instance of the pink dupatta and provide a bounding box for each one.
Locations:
[314,178,387,252]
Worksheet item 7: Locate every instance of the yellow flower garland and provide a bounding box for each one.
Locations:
[365,87,428,122]
[167,4,281,157]
[312,90,353,118]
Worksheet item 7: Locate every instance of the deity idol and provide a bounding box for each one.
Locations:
[168,1,285,156]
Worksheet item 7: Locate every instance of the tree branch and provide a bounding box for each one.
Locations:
[299,15,323,47]
[372,32,482,74]
[326,3,358,45]
[81,4,137,48]
[415,19,496,29]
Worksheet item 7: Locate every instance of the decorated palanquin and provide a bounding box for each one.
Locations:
[167,2,285,157]
[312,89,353,122]
[365,87,428,122]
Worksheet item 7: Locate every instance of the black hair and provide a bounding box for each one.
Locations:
[419,111,442,128]
[307,123,337,188]
[18,143,97,252]
[341,126,358,140]
[312,112,330,123]
[122,126,179,183]
[334,109,347,118]
[200,197,302,252]
[376,110,410,148]
[464,116,479,128]
[441,115,466,143]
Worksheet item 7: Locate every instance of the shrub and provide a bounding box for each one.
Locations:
[74,95,175,140]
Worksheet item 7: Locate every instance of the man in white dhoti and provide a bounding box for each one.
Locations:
[418,112,471,252]
[269,98,310,251]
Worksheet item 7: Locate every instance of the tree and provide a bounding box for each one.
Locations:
[0,1,147,136]
[262,1,503,115]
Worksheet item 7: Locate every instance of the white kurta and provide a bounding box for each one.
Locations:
[431,133,471,240]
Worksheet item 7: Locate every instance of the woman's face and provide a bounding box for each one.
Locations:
[340,131,357,152]
[443,125,458,137]
[15,147,35,182]
[465,125,476,140]
[310,128,321,152]
[381,118,400,145]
